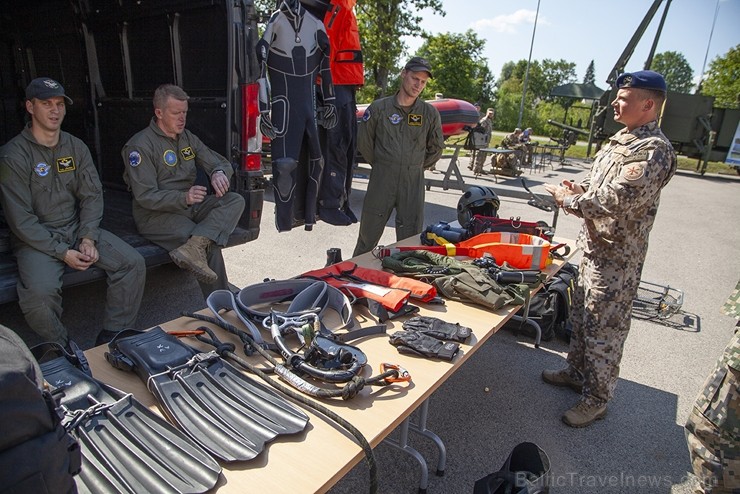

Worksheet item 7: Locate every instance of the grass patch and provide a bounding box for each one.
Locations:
[444,133,738,176]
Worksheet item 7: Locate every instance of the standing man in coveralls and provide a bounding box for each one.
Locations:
[122,84,245,298]
[0,77,145,346]
[542,70,677,427]
[352,57,444,256]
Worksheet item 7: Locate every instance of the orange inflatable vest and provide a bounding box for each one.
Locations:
[376,232,552,270]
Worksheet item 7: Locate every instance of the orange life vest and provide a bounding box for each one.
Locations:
[301,261,437,312]
[376,232,552,270]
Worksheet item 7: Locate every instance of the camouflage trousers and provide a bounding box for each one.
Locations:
[686,408,740,493]
[565,253,644,407]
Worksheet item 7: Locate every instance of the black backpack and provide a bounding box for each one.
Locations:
[505,263,578,342]
[0,326,81,493]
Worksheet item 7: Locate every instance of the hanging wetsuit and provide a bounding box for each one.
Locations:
[316,0,364,226]
[258,0,336,232]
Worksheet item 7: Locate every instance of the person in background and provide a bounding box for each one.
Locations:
[472,108,495,176]
[519,127,535,167]
[0,77,145,347]
[122,84,245,298]
[685,279,740,494]
[541,70,677,427]
[352,57,444,256]
[495,127,524,176]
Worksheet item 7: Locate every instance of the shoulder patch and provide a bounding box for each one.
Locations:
[621,162,645,181]
[128,150,142,167]
[362,108,372,122]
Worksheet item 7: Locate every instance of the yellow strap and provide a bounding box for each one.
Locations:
[444,243,456,256]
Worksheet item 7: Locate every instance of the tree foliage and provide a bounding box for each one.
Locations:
[583,60,596,84]
[414,30,494,105]
[496,58,576,102]
[356,0,445,101]
[701,44,740,109]
[650,51,694,93]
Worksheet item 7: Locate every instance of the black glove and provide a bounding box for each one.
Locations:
[402,316,472,343]
[389,331,459,361]
[260,113,276,140]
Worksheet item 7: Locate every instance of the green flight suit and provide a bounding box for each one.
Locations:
[122,118,245,297]
[353,95,444,256]
[0,127,145,345]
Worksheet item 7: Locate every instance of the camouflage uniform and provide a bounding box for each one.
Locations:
[352,95,444,256]
[561,120,677,408]
[472,115,494,174]
[122,118,245,297]
[496,131,523,175]
[685,280,740,493]
[0,127,145,345]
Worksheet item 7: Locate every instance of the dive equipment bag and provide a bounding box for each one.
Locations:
[0,326,81,494]
[504,262,578,341]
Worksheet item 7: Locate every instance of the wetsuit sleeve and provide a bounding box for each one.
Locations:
[357,103,377,165]
[122,140,189,212]
[317,28,335,103]
[424,107,444,168]
[73,141,103,242]
[0,154,69,259]
[572,139,675,219]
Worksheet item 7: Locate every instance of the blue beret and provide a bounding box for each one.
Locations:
[616,70,667,92]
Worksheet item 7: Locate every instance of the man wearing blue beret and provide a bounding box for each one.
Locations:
[541,70,677,427]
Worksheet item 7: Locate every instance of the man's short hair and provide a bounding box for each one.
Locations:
[153,84,189,109]
[643,88,666,108]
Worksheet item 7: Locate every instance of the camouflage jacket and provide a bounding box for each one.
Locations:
[565,120,677,261]
[693,328,740,436]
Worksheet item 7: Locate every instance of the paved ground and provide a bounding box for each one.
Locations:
[2,153,739,493]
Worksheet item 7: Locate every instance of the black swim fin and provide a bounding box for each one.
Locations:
[105,327,309,462]
[32,342,221,494]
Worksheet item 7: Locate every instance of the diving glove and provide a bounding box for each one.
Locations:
[402,316,472,343]
[389,331,459,361]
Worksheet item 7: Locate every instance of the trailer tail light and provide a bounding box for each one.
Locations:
[241,82,262,171]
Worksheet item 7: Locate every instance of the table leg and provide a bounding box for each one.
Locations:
[381,398,446,493]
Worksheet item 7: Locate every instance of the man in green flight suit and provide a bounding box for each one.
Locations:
[352,57,444,256]
[0,78,145,346]
[122,84,244,298]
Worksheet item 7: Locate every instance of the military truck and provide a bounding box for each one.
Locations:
[0,0,266,304]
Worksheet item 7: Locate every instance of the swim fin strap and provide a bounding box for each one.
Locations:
[105,327,309,462]
[34,342,221,494]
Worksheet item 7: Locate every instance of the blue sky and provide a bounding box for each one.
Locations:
[405,0,740,90]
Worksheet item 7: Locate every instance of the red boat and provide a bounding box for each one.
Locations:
[356,98,480,138]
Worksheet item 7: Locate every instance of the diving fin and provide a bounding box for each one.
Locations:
[32,342,221,494]
[105,327,309,462]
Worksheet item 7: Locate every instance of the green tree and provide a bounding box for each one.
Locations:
[583,60,596,84]
[701,44,740,109]
[414,30,494,105]
[356,0,445,101]
[495,58,576,102]
[650,51,694,93]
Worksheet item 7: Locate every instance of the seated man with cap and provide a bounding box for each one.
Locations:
[0,77,146,347]
[540,70,677,427]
